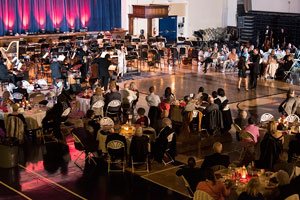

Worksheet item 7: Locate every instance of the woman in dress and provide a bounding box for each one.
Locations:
[237,56,248,91]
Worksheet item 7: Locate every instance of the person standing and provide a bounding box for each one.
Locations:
[249,48,260,90]
[237,56,248,91]
[50,58,62,87]
[97,54,111,90]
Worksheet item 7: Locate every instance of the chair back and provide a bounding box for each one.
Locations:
[72,133,85,151]
[193,190,214,200]
[107,140,125,160]
[233,123,242,132]
[61,107,71,117]
[260,113,274,123]
[106,100,121,113]
[100,117,114,130]
[92,99,105,109]
[6,115,25,143]
[130,135,149,162]
[107,140,125,150]
[285,194,299,200]
[286,114,300,123]
[240,131,255,143]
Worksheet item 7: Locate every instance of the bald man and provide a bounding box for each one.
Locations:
[200,142,230,170]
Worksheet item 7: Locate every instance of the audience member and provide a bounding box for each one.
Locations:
[278,89,298,116]
[288,133,300,162]
[237,178,264,200]
[146,86,161,129]
[201,142,230,170]
[135,107,149,127]
[243,117,260,143]
[196,168,231,200]
[273,151,295,177]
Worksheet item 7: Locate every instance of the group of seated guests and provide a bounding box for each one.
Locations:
[177,141,300,200]
[145,85,233,135]
[198,42,298,81]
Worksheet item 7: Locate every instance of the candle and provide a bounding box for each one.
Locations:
[241,166,247,179]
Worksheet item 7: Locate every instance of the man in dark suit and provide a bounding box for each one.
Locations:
[201,142,230,170]
[249,48,260,89]
[104,82,121,112]
[97,54,111,90]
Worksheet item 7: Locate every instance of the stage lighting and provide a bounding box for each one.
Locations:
[55,27,60,33]
[41,29,46,34]
[70,27,75,33]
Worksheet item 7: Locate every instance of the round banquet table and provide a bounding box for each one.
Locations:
[0,108,47,130]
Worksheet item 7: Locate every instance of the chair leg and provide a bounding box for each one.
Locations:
[74,151,85,170]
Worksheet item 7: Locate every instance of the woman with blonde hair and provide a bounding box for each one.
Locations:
[238,178,264,200]
[258,121,283,169]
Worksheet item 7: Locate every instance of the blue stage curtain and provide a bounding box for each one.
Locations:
[0,0,121,36]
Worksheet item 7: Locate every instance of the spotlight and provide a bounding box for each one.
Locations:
[55,27,60,33]
[41,28,46,34]
[70,27,75,33]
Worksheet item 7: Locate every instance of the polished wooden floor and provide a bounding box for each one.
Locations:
[0,63,298,200]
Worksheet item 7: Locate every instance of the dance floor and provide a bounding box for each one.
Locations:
[0,64,299,200]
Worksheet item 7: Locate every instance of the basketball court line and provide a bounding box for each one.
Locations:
[0,180,32,200]
[140,159,203,198]
[18,164,87,200]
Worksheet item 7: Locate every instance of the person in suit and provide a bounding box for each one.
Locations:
[0,58,11,82]
[201,142,230,170]
[249,48,261,89]
[104,81,121,112]
[97,54,111,90]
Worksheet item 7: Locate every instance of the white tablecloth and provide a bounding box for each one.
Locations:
[76,96,91,114]
[0,108,47,129]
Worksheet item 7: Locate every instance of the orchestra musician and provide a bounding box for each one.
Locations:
[50,57,62,87]
[0,57,11,83]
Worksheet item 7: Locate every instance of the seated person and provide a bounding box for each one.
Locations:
[257,121,283,170]
[176,157,204,192]
[130,127,150,162]
[135,107,149,127]
[201,142,230,170]
[12,81,29,103]
[270,170,296,200]
[234,110,248,130]
[273,150,295,177]
[202,96,219,115]
[159,98,171,118]
[237,178,264,200]
[196,168,232,200]
[83,110,100,140]
[153,118,175,163]
[242,117,260,143]
[288,133,300,162]
[72,124,98,154]
[278,89,298,116]
[234,110,248,141]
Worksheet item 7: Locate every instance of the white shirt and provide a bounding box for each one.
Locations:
[146,93,161,107]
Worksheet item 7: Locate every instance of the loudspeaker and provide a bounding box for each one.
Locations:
[70,84,81,94]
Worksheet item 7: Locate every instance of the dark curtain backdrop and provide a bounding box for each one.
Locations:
[0,0,121,35]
